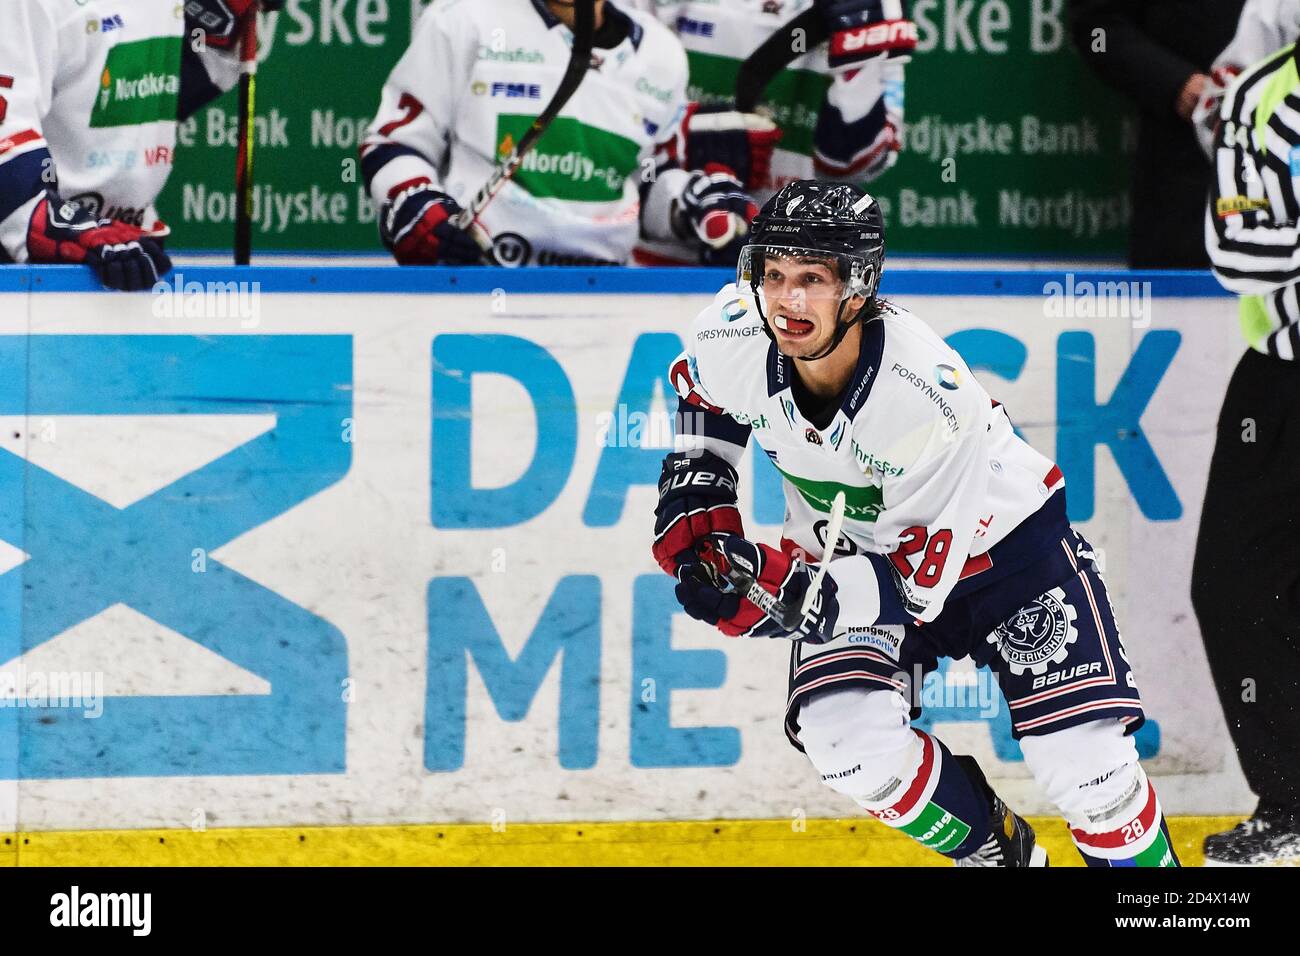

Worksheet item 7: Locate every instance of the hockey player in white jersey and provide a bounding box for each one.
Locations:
[0,0,277,289]
[360,0,758,267]
[631,0,912,264]
[652,181,1178,867]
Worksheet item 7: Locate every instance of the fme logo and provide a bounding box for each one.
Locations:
[491,82,542,99]
[675,16,714,37]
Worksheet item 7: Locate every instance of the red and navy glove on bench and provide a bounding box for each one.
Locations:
[816,0,918,74]
[379,181,484,266]
[27,194,172,291]
[678,535,841,643]
[672,170,759,267]
[653,449,744,579]
[685,103,783,192]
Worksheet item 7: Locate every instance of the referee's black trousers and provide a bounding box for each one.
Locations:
[1191,348,1300,810]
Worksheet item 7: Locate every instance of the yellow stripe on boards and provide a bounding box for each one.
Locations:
[3,817,1241,867]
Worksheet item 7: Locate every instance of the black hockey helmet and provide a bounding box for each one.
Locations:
[737,181,885,361]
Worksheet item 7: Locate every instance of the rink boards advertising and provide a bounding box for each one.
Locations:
[156,0,1134,256]
[0,267,1248,844]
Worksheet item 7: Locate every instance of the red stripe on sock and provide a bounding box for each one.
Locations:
[1070,780,1159,850]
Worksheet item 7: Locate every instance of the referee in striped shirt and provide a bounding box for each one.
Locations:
[1195,35,1300,865]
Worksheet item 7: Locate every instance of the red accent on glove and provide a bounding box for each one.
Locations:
[715,541,795,638]
[652,505,744,577]
[742,126,782,193]
[387,176,433,201]
[392,197,454,266]
[828,18,918,63]
[202,0,263,50]
[25,198,151,265]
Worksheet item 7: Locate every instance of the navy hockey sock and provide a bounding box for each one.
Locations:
[861,730,993,859]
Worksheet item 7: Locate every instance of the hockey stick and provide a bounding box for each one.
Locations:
[449,0,596,259]
[734,7,829,112]
[696,490,847,633]
[233,6,260,266]
[802,489,847,614]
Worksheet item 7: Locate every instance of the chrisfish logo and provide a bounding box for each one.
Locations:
[935,364,961,390]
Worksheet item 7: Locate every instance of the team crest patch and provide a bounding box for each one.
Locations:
[985,586,1078,675]
[805,427,822,445]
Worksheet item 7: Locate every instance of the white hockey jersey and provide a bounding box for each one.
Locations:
[0,0,239,260]
[636,0,906,195]
[671,285,1066,630]
[360,0,697,266]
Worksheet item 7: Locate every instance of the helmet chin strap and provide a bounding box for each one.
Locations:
[795,296,868,363]
[749,282,871,363]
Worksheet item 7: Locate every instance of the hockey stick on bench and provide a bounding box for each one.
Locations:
[449,0,596,261]
[734,7,830,112]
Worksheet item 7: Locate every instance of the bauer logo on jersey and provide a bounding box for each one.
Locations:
[89,38,180,129]
[985,587,1079,676]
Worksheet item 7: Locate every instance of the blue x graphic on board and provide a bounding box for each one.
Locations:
[0,336,351,779]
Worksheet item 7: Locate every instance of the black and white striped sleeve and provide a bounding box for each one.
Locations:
[1205,47,1300,295]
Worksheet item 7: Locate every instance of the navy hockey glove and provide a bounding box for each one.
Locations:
[815,0,918,74]
[685,103,783,192]
[652,450,744,578]
[379,180,484,266]
[679,536,840,642]
[671,170,758,267]
[184,1,285,50]
[26,194,172,291]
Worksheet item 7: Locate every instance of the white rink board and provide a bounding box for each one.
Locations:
[0,282,1253,830]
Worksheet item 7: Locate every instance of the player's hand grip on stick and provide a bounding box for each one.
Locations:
[679,525,841,642]
[380,183,485,266]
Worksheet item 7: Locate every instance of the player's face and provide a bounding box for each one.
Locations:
[761,256,846,358]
